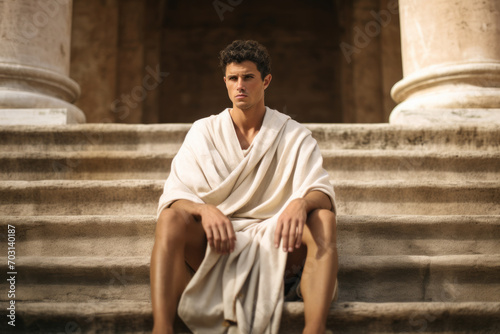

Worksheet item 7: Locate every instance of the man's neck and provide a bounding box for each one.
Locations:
[230,105,266,150]
[230,105,266,134]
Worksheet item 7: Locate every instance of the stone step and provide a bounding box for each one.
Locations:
[3,255,499,303]
[0,151,175,181]
[1,150,498,181]
[1,123,499,152]
[324,150,500,182]
[0,180,498,216]
[0,124,188,153]
[1,215,499,257]
[2,122,498,334]
[3,300,499,333]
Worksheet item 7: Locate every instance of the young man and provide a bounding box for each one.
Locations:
[150,40,338,334]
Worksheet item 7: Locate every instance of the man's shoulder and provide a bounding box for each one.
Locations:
[281,114,311,136]
[266,107,310,132]
[189,109,228,132]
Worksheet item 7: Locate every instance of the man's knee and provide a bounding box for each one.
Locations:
[305,209,337,249]
[309,208,336,227]
[155,208,191,245]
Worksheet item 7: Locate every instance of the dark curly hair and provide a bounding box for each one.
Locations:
[219,40,271,80]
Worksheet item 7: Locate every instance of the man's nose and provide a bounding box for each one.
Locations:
[236,78,245,90]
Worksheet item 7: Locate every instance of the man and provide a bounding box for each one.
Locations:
[150,40,338,334]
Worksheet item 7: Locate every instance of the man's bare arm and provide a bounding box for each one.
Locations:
[299,190,333,213]
[170,200,236,254]
[274,190,333,252]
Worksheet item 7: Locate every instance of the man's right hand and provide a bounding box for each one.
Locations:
[171,200,236,254]
[198,204,236,254]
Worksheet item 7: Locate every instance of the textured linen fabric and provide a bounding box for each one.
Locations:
[157,107,336,334]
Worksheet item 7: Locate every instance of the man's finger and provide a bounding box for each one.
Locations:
[212,227,221,253]
[281,220,290,252]
[226,223,236,253]
[295,221,304,249]
[218,224,229,254]
[287,221,297,252]
[205,227,215,249]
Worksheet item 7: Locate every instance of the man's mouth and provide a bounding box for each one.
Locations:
[235,94,247,99]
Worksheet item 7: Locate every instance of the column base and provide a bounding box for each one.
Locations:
[390,108,500,125]
[0,90,86,124]
[390,62,500,125]
[0,108,82,125]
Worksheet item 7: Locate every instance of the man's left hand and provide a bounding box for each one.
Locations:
[274,198,307,252]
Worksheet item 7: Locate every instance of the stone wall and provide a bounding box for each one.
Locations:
[340,0,402,123]
[69,0,402,123]
[70,0,119,123]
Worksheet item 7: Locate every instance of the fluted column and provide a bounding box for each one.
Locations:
[0,0,85,124]
[390,0,500,124]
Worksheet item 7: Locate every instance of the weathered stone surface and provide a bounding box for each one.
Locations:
[5,300,500,333]
[0,124,189,152]
[334,180,500,215]
[1,179,499,216]
[70,0,119,123]
[1,149,498,181]
[349,0,384,123]
[0,151,176,181]
[2,215,498,257]
[115,0,145,124]
[1,254,498,303]
[1,123,499,152]
[338,215,500,256]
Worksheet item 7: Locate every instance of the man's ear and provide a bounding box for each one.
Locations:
[223,76,226,84]
[263,74,272,90]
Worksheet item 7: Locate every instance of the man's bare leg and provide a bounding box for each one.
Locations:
[150,208,207,334]
[285,209,338,334]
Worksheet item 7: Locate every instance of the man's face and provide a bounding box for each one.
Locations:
[224,60,272,111]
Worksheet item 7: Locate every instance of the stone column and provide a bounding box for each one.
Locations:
[390,0,500,125]
[0,0,85,124]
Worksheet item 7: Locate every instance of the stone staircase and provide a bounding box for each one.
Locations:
[0,123,499,333]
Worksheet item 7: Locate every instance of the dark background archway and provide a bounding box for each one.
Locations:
[70,0,402,124]
[159,0,343,123]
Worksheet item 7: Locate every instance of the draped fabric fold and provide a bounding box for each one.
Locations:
[157,107,335,334]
